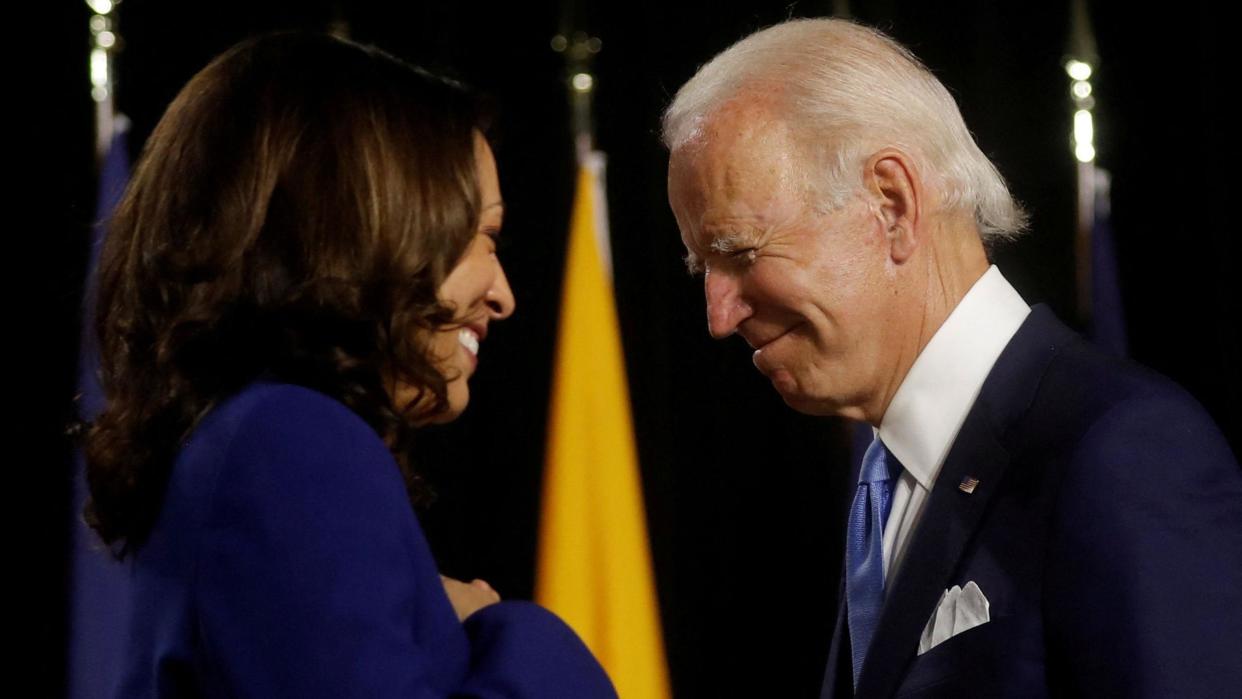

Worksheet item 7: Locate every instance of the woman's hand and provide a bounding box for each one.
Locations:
[440,575,500,621]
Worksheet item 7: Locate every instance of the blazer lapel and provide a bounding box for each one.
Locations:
[854,305,1066,698]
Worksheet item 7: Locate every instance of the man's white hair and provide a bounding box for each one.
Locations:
[662,18,1027,240]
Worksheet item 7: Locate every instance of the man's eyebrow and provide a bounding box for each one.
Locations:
[709,231,749,253]
[682,229,751,275]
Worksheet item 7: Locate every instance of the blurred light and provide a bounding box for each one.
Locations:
[587,37,602,53]
[1074,109,1094,145]
[572,72,594,92]
[1066,60,1092,81]
[550,35,568,52]
[90,15,108,32]
[1072,80,1092,99]
[91,48,109,87]
[86,0,114,14]
[1073,109,1095,162]
[92,86,109,102]
[97,30,116,48]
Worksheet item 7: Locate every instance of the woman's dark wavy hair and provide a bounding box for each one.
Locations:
[84,33,487,557]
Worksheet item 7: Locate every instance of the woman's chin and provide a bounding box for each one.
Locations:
[428,384,469,424]
[425,404,465,425]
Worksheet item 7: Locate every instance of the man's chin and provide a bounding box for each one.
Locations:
[767,369,839,417]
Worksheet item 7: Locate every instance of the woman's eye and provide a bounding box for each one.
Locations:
[480,229,502,253]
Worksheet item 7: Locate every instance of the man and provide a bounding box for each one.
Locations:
[664,18,1242,698]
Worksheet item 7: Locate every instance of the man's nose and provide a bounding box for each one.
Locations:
[704,269,751,339]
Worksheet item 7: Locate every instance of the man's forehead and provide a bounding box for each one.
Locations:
[679,97,791,159]
[671,108,806,208]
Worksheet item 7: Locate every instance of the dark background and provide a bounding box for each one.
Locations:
[30,1,1238,697]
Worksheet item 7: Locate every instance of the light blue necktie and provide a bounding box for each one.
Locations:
[846,437,897,687]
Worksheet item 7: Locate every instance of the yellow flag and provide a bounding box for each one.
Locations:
[537,153,671,699]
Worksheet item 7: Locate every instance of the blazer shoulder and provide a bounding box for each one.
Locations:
[175,381,402,522]
[994,307,1227,459]
[1010,329,1240,503]
[198,381,376,438]
[189,382,390,466]
[1044,338,1223,446]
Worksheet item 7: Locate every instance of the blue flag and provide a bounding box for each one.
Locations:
[68,118,131,699]
[1089,168,1127,357]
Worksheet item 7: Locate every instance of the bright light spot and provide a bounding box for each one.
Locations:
[1072,80,1092,99]
[98,30,116,48]
[91,48,109,87]
[90,15,107,32]
[1074,109,1094,146]
[1073,109,1095,162]
[572,72,594,92]
[92,86,109,102]
[1066,60,1092,81]
[87,0,114,14]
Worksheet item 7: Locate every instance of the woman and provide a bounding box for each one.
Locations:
[84,33,616,698]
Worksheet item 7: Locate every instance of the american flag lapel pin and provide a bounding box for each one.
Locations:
[958,476,980,494]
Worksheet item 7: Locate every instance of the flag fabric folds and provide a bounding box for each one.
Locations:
[536,152,671,698]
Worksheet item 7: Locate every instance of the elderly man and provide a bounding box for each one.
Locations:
[664,18,1242,699]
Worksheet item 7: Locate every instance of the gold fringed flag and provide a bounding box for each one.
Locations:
[536,152,671,699]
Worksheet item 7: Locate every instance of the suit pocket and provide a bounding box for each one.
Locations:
[899,615,1043,695]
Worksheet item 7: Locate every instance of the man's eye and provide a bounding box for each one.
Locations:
[731,249,758,265]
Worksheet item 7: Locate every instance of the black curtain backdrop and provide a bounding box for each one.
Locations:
[33,1,1238,696]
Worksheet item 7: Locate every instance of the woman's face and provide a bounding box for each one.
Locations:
[417,134,515,423]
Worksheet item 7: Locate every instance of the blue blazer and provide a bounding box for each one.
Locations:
[822,305,1242,698]
[115,382,616,698]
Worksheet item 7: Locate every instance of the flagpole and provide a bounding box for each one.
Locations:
[86,0,122,163]
[1066,0,1099,326]
[552,31,601,161]
[552,31,612,276]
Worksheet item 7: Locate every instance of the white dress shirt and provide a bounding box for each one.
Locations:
[877,265,1030,585]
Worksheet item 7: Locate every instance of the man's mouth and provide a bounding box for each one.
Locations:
[746,323,800,353]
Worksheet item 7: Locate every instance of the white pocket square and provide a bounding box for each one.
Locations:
[917,580,990,655]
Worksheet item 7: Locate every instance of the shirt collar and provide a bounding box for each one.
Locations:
[878,266,1030,489]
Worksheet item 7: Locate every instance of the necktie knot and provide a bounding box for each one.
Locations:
[859,436,896,485]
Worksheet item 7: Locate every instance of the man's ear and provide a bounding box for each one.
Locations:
[864,149,923,264]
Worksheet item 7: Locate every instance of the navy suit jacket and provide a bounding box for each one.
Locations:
[115,382,616,698]
[822,305,1242,698]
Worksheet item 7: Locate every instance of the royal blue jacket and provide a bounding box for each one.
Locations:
[115,381,616,698]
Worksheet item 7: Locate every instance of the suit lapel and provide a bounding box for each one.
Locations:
[853,305,1067,698]
[855,415,1010,698]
